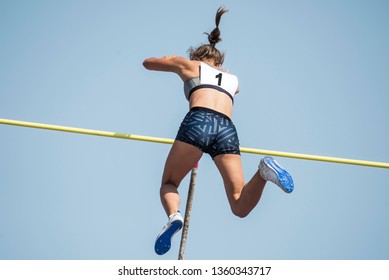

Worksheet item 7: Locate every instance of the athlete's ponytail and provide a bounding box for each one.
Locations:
[188,6,228,66]
[205,6,228,47]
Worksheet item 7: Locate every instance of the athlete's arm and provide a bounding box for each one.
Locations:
[143,56,197,80]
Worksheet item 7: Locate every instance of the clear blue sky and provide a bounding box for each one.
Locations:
[1,0,388,260]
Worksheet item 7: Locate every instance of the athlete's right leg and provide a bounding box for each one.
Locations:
[214,154,294,218]
[214,153,267,218]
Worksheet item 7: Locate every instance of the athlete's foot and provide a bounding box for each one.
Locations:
[259,156,294,193]
[154,212,183,255]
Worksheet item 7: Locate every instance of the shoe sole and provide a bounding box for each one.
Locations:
[264,156,294,193]
[154,220,183,255]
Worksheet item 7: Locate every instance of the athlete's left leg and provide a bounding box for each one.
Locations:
[155,140,203,255]
[214,154,267,218]
[160,140,203,217]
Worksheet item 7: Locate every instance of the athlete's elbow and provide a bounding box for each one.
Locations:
[143,58,153,70]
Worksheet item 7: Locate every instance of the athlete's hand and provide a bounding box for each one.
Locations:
[218,65,229,72]
[162,55,177,59]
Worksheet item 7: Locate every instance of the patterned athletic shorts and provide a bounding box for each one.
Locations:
[175,107,241,158]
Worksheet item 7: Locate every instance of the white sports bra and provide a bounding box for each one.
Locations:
[183,62,239,102]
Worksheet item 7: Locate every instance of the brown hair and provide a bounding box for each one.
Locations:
[188,7,228,66]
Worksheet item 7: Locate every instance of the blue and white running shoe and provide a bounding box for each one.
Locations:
[259,156,294,193]
[154,212,183,255]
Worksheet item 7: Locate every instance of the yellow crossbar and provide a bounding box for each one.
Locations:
[1,118,388,169]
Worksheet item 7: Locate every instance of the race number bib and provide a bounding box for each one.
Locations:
[200,62,239,97]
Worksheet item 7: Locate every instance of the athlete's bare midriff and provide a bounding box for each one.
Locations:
[188,88,233,119]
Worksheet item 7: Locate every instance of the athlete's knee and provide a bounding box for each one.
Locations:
[233,210,249,218]
[230,205,250,218]
[160,179,180,193]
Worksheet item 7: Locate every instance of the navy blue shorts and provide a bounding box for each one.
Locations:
[175,107,241,158]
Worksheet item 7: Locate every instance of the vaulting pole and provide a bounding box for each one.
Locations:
[178,163,198,260]
[1,118,389,169]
